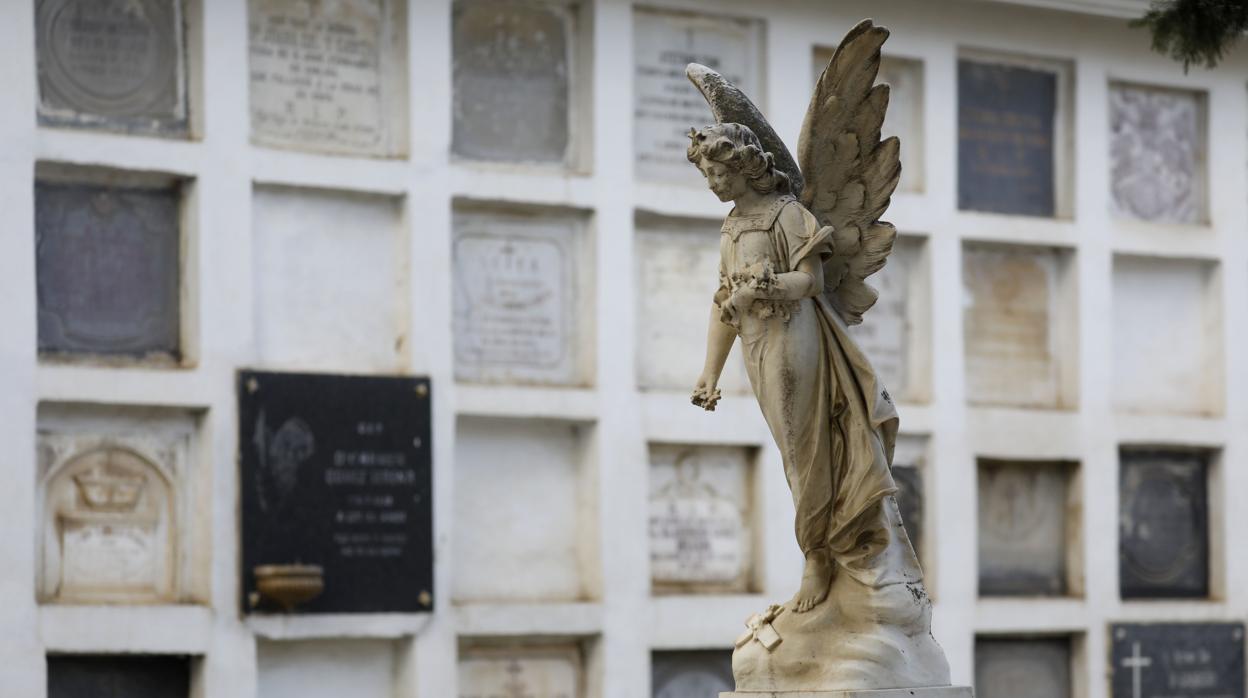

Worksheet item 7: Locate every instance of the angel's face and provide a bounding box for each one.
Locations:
[696,157,748,203]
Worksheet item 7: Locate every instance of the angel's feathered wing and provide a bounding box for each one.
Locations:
[686,19,900,326]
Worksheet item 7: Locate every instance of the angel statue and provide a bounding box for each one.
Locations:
[685,20,957,694]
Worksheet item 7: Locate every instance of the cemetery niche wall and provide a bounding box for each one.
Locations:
[238,370,433,614]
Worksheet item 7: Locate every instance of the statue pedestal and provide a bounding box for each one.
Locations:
[721,688,974,697]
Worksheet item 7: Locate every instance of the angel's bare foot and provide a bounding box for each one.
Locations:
[790,548,833,613]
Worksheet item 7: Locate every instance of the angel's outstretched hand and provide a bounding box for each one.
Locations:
[691,372,722,411]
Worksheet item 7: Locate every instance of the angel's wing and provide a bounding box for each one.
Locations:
[799,19,901,325]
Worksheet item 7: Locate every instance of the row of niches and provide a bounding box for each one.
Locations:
[37,1,1210,227]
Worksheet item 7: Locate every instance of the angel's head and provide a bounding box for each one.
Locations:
[687,123,790,202]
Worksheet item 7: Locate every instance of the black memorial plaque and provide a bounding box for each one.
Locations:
[1119,449,1209,599]
[1110,623,1245,698]
[36,181,181,358]
[892,464,924,559]
[239,370,433,614]
[48,655,190,698]
[958,59,1057,217]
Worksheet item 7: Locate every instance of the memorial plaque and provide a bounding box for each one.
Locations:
[636,220,748,394]
[975,638,1071,698]
[958,58,1059,217]
[1110,83,1205,224]
[978,459,1071,596]
[36,0,188,136]
[850,236,921,400]
[1110,623,1244,698]
[459,644,581,698]
[36,181,181,359]
[652,650,733,698]
[48,654,190,698]
[634,8,763,185]
[453,209,586,386]
[249,0,407,157]
[452,1,572,163]
[963,244,1061,407]
[649,444,752,593]
[238,370,432,614]
[1119,450,1209,599]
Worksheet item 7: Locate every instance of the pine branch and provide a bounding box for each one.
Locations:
[1131,0,1248,71]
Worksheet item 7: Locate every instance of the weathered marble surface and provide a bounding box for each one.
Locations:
[721,688,973,697]
[1110,82,1204,224]
[978,459,1072,596]
[975,638,1071,698]
[459,644,580,698]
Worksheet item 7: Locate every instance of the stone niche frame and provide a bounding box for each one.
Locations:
[451,200,596,388]
[36,403,210,605]
[450,0,595,173]
[962,241,1079,410]
[973,633,1088,698]
[956,47,1076,220]
[256,638,411,697]
[458,637,600,698]
[34,162,200,369]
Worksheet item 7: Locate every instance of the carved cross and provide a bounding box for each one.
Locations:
[735,604,785,652]
[1121,641,1153,698]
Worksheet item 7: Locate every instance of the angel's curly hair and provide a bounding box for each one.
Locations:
[686,123,791,195]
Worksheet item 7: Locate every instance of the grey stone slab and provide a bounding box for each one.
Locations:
[891,464,923,561]
[36,0,188,136]
[48,655,190,698]
[654,650,733,698]
[36,181,181,359]
[850,236,920,401]
[1110,83,1205,224]
[459,644,580,698]
[720,689,973,698]
[452,0,571,163]
[1110,623,1244,698]
[1119,450,1209,599]
[977,459,1070,596]
[958,59,1057,217]
[975,638,1070,698]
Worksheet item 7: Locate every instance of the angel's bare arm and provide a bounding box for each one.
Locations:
[700,304,736,383]
[751,257,825,301]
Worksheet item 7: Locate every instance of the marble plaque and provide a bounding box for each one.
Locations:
[849,236,922,400]
[452,1,572,163]
[36,0,188,135]
[258,639,398,698]
[1110,623,1244,698]
[975,638,1071,698]
[634,8,763,185]
[249,0,407,157]
[653,650,733,698]
[459,645,580,698]
[48,655,190,698]
[636,220,749,394]
[650,444,752,593]
[978,459,1071,596]
[36,181,181,359]
[1119,450,1209,599]
[453,210,586,386]
[958,58,1058,217]
[238,371,433,613]
[1110,83,1205,224]
[963,244,1061,407]
[252,185,406,373]
[814,50,923,193]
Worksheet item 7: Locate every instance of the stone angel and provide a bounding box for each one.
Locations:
[685,20,956,694]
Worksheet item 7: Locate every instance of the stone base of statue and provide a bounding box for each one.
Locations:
[721,688,973,697]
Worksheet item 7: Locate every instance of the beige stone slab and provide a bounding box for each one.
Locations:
[721,687,973,697]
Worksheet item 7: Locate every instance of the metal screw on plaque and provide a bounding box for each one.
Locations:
[419,590,432,607]
[247,377,260,394]
[415,383,428,398]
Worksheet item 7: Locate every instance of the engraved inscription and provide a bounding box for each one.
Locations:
[1119,450,1209,599]
[634,9,762,185]
[36,181,181,358]
[459,645,579,698]
[452,1,571,163]
[976,638,1072,698]
[1110,83,1205,224]
[958,59,1058,217]
[36,0,188,135]
[249,0,404,156]
[978,459,1071,596]
[1110,623,1244,698]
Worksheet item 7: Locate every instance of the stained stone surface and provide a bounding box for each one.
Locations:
[963,244,1061,408]
[649,444,752,593]
[1110,623,1244,698]
[36,0,188,136]
[892,435,928,562]
[958,58,1059,217]
[257,639,398,698]
[1119,450,1209,599]
[978,459,1071,596]
[849,236,922,401]
[634,8,763,185]
[1110,83,1205,224]
[975,637,1071,698]
[249,0,407,157]
[452,0,572,163]
[459,644,580,698]
[652,650,733,698]
[453,209,588,386]
[36,181,181,359]
[636,219,748,394]
[48,655,190,698]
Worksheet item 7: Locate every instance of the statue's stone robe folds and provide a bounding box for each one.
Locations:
[717,195,951,692]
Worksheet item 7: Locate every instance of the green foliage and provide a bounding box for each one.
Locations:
[1132,0,1248,71]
